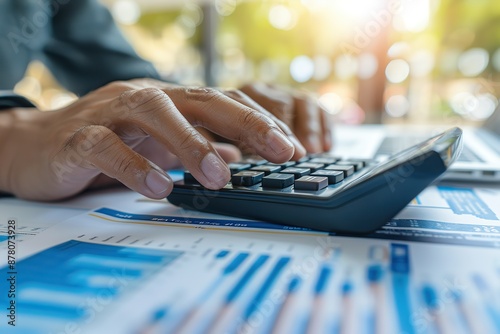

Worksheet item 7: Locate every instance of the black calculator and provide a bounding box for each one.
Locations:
[167,127,462,233]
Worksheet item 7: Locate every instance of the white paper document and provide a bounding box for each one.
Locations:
[1,184,500,334]
[359,183,500,247]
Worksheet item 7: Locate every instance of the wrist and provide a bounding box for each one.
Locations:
[0,109,16,194]
[0,92,38,196]
[0,107,41,196]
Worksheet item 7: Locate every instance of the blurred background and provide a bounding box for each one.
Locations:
[14,0,500,125]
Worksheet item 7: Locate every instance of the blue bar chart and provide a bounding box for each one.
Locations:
[0,240,183,333]
[1,183,500,333]
[9,240,491,334]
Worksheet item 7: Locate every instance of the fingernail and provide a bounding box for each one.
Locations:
[267,129,294,156]
[201,152,230,188]
[145,169,172,195]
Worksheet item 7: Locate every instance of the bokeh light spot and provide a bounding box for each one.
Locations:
[385,95,410,117]
[458,48,489,77]
[269,5,298,30]
[290,56,315,83]
[112,0,141,25]
[385,59,410,83]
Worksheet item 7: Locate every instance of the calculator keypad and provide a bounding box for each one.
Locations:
[183,155,373,193]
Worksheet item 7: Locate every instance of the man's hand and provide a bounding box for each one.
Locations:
[240,83,332,153]
[0,79,306,201]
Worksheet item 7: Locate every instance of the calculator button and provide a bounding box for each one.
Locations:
[250,165,282,175]
[231,171,264,186]
[266,161,296,170]
[335,160,363,172]
[309,157,339,164]
[347,158,374,168]
[296,156,310,163]
[308,153,339,159]
[294,176,328,191]
[280,167,311,179]
[325,164,354,177]
[295,162,325,172]
[262,173,295,188]
[240,158,267,166]
[183,171,200,184]
[311,170,344,184]
[228,163,251,174]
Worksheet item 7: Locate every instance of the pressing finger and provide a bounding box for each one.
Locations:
[239,83,294,127]
[163,87,296,163]
[118,88,231,190]
[223,89,306,160]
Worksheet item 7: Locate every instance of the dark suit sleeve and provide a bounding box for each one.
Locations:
[41,0,161,96]
[0,91,36,110]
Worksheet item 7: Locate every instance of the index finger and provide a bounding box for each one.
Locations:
[222,89,306,161]
[162,87,296,163]
[112,87,296,190]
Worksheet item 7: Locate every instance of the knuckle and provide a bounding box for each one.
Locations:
[111,80,131,88]
[113,156,137,175]
[65,125,111,152]
[101,80,134,92]
[132,87,164,104]
[139,87,165,97]
[237,108,269,133]
[184,87,223,104]
[225,89,246,99]
[128,77,162,87]
[123,87,172,113]
[176,127,205,151]
[241,82,264,95]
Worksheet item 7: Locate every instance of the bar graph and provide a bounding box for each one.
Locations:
[2,238,500,334]
[333,185,500,248]
[0,240,183,334]
[438,187,498,220]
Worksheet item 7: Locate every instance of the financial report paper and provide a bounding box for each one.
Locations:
[1,184,500,333]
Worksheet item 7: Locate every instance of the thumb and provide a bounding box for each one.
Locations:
[53,125,172,200]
